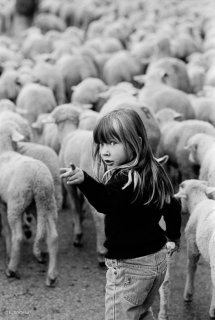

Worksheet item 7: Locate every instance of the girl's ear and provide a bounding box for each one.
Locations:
[139,136,142,145]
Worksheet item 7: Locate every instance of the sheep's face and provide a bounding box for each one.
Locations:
[187,144,198,164]
[174,183,188,214]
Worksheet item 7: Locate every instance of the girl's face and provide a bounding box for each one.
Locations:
[99,141,133,169]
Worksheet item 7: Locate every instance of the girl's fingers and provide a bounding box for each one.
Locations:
[59,168,70,174]
[67,177,81,185]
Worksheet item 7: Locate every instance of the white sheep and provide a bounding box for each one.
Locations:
[16,82,56,124]
[0,110,33,141]
[32,60,66,105]
[31,112,60,154]
[191,97,215,127]
[157,118,215,183]
[47,104,107,264]
[71,77,108,111]
[174,179,215,319]
[78,109,99,131]
[0,122,58,287]
[0,99,16,113]
[185,133,215,188]
[135,68,195,120]
[16,141,63,212]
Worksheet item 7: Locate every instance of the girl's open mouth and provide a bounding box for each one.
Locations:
[104,160,114,166]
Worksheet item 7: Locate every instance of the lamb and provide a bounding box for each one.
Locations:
[15,141,63,212]
[0,99,16,113]
[31,113,60,154]
[185,133,215,188]
[78,109,99,131]
[191,97,215,127]
[174,179,215,319]
[0,110,33,142]
[135,68,195,120]
[0,123,58,287]
[71,77,108,111]
[47,104,106,264]
[157,118,215,184]
[16,83,57,124]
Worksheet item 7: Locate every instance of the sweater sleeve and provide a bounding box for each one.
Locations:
[77,171,133,214]
[162,197,182,241]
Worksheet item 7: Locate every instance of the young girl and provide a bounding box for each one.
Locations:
[60,108,181,320]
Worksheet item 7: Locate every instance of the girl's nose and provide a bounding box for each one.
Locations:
[101,145,110,156]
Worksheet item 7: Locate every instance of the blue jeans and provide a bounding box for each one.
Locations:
[105,247,167,320]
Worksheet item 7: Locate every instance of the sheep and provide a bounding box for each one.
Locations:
[191,97,215,127]
[0,110,33,141]
[102,50,145,86]
[32,60,66,105]
[56,53,98,102]
[21,30,53,59]
[15,141,63,212]
[71,77,108,111]
[0,122,58,287]
[157,118,215,184]
[135,68,195,120]
[46,104,107,264]
[78,109,99,131]
[16,83,57,124]
[185,133,215,189]
[34,13,66,33]
[0,99,16,113]
[31,112,60,154]
[0,69,22,101]
[145,57,192,93]
[174,179,215,319]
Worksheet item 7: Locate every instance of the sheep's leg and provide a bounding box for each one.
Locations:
[209,250,215,318]
[184,242,200,302]
[90,207,107,266]
[33,218,47,263]
[67,185,84,247]
[45,217,58,287]
[158,254,175,320]
[6,214,23,279]
[0,208,11,260]
[210,282,215,319]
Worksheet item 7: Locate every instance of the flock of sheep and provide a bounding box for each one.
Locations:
[0,0,215,319]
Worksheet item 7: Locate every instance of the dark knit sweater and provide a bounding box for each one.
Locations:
[78,170,181,259]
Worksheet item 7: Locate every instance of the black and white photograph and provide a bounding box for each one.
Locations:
[0,0,214,319]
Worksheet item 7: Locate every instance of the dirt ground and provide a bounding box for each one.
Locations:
[0,209,211,320]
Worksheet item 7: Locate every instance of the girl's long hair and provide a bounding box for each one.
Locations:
[93,108,174,208]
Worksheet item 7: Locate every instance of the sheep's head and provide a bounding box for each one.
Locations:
[0,122,25,151]
[175,179,215,213]
[51,104,80,127]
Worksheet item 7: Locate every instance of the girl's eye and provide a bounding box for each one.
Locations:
[110,141,117,146]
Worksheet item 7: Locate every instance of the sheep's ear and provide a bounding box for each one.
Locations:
[206,186,215,196]
[133,74,146,84]
[174,189,187,199]
[81,103,93,110]
[16,107,28,115]
[161,71,169,84]
[40,114,55,124]
[174,113,183,121]
[97,91,110,99]
[156,155,169,164]
[71,85,77,92]
[200,180,208,185]
[31,121,42,131]
[184,144,192,151]
[12,131,25,142]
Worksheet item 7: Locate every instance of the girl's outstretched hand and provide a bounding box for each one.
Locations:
[59,164,84,185]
